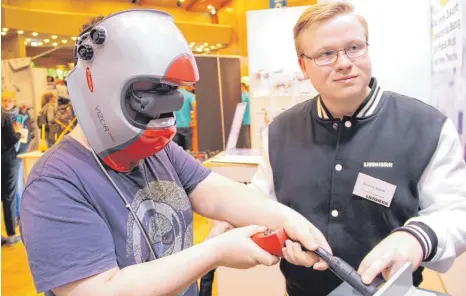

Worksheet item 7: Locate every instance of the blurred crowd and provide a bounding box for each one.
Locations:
[1,76,77,246]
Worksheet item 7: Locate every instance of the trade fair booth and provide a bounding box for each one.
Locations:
[10,0,466,295]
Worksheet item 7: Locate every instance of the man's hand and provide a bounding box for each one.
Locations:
[212,225,280,269]
[206,220,234,240]
[358,231,424,285]
[281,217,332,271]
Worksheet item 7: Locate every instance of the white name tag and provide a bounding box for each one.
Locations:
[352,173,397,207]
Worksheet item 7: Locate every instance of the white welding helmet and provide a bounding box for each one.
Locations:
[67,9,199,172]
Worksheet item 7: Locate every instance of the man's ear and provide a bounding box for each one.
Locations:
[298,57,309,79]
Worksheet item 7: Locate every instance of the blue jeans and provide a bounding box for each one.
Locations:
[15,142,30,219]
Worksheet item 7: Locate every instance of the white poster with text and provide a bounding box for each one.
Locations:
[432,1,463,72]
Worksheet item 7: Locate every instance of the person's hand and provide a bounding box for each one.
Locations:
[358,231,424,285]
[206,220,234,240]
[212,225,280,269]
[282,217,332,271]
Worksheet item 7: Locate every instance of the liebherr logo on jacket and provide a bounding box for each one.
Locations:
[363,162,393,168]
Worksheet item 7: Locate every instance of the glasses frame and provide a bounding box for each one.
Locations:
[301,42,369,66]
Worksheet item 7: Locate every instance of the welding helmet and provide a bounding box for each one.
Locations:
[67,9,199,172]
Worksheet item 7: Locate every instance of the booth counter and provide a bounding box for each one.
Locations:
[203,150,261,183]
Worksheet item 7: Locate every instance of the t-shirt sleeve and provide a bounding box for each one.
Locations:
[20,176,118,293]
[165,142,211,195]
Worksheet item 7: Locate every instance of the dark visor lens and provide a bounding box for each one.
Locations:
[132,81,177,93]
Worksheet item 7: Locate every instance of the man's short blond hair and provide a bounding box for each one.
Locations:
[293,1,369,56]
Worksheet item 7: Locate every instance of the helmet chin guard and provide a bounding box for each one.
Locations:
[67,9,199,172]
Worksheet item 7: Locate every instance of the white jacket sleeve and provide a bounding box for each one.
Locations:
[249,128,277,200]
[404,118,466,272]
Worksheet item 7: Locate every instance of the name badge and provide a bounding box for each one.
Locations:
[352,173,397,207]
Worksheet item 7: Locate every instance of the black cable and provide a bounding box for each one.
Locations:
[90,148,157,260]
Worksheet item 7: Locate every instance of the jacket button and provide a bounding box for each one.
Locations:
[331,210,339,217]
[335,164,342,171]
[333,122,338,130]
[345,121,352,128]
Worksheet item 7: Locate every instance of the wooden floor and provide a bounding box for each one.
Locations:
[1,223,42,296]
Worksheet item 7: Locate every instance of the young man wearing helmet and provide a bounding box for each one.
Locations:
[20,10,333,296]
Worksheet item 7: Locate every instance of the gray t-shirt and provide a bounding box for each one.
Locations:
[20,136,211,295]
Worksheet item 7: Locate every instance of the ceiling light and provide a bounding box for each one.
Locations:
[211,8,216,15]
[204,43,208,46]
[51,35,57,39]
[62,39,68,43]
[208,5,213,9]
[1,32,6,36]
[39,42,43,46]
[17,30,24,35]
[2,28,9,32]
[217,43,222,47]
[190,42,195,46]
[26,38,31,42]
[24,41,28,45]
[71,37,77,41]
[31,41,38,47]
[44,39,50,43]
[32,32,38,36]
[226,7,233,12]
[52,42,58,47]
[211,45,215,49]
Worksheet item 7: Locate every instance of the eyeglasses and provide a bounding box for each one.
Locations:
[301,42,369,66]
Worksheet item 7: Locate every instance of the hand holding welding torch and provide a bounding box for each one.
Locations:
[254,218,333,271]
[252,228,378,296]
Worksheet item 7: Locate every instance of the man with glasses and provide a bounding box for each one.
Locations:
[249,2,466,296]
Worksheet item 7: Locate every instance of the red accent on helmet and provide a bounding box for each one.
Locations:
[102,126,176,172]
[164,54,199,85]
[86,67,94,93]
